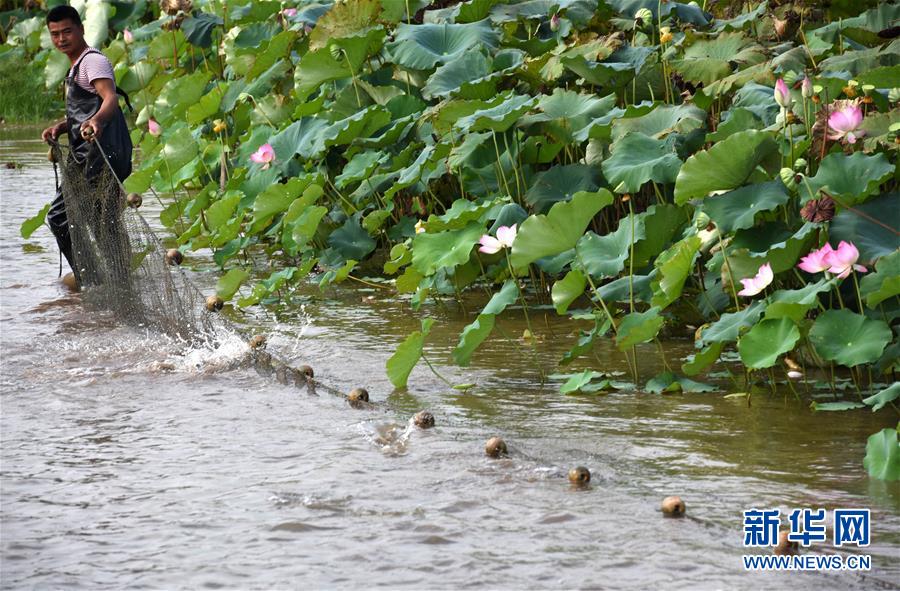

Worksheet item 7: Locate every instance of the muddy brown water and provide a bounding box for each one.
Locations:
[1,126,898,589]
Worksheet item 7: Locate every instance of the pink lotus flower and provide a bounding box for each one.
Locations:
[550,13,560,32]
[148,118,161,136]
[774,79,792,109]
[797,243,834,274]
[827,104,865,144]
[824,240,866,278]
[478,224,517,254]
[282,8,297,17]
[123,29,133,44]
[738,262,773,297]
[250,143,275,170]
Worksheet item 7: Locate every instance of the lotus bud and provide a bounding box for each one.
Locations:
[773,17,788,38]
[634,7,652,26]
[550,13,560,32]
[568,466,591,486]
[774,79,793,109]
[779,167,798,192]
[126,192,143,208]
[485,436,508,458]
[661,496,686,517]
[801,77,813,99]
[792,158,807,173]
[123,29,133,44]
[205,295,224,312]
[164,248,183,265]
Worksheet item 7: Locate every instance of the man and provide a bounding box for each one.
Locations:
[41,4,132,286]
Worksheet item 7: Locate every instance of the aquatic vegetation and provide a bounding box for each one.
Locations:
[7,0,899,478]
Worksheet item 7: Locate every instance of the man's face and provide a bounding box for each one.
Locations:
[48,19,85,57]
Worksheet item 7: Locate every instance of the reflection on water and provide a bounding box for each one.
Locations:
[1,127,898,589]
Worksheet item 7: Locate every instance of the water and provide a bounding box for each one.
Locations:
[1,126,898,590]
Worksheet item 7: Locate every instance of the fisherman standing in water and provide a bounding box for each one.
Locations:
[40,5,133,288]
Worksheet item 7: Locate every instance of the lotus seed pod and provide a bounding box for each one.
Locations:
[889,88,900,103]
[48,148,58,163]
[297,364,314,379]
[348,387,369,405]
[779,167,798,192]
[792,157,808,172]
[661,496,686,517]
[164,248,183,265]
[634,7,652,25]
[694,211,710,230]
[205,295,224,312]
[248,334,266,349]
[485,436,508,458]
[126,192,143,208]
[413,410,435,429]
[568,466,591,486]
[774,530,799,555]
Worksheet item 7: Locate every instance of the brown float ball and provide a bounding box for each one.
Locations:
[48,148,58,163]
[205,295,224,312]
[485,437,508,458]
[297,365,314,379]
[661,496,686,517]
[126,192,143,208]
[80,126,95,140]
[164,248,183,265]
[413,410,435,429]
[348,387,369,404]
[774,530,799,555]
[248,335,266,349]
[568,466,591,486]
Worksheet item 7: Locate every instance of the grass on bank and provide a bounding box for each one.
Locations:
[0,51,62,124]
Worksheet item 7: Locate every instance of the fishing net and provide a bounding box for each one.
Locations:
[52,141,216,342]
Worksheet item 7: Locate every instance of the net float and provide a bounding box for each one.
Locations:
[413,410,435,429]
[485,436,508,458]
[48,148,58,163]
[248,335,266,349]
[568,466,591,486]
[661,496,686,517]
[164,248,183,265]
[774,530,799,555]
[80,126,95,140]
[205,295,224,312]
[347,387,369,407]
[297,365,314,379]
[126,192,143,208]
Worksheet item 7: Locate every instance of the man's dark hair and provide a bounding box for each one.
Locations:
[46,5,82,27]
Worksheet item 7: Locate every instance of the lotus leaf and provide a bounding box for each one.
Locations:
[859,250,900,308]
[524,164,601,213]
[809,309,892,367]
[738,317,800,369]
[805,152,894,206]
[616,307,664,350]
[829,193,900,264]
[601,132,682,193]
[387,318,434,389]
[387,19,499,70]
[863,428,900,481]
[701,181,789,234]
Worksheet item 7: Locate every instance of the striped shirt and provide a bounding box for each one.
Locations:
[68,46,115,94]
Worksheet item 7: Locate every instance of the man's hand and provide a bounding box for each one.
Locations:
[41,121,67,143]
[81,119,101,141]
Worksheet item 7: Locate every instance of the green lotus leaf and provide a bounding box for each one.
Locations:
[577,223,635,279]
[511,189,614,269]
[422,0,498,24]
[595,273,655,303]
[561,46,654,88]
[674,130,778,205]
[205,191,242,231]
[148,28,186,61]
[727,223,818,285]
[186,88,224,125]
[335,151,388,189]
[294,47,352,98]
[387,318,434,389]
[706,108,764,142]
[630,204,689,269]
[608,0,710,25]
[422,50,493,99]
[863,428,900,481]
[384,143,451,199]
[682,342,724,376]
[651,235,701,310]
[249,176,313,234]
[829,193,900,265]
[387,19,500,70]
[645,371,718,394]
[809,309,892,367]
[611,104,707,140]
[308,0,381,50]
[268,118,329,162]
[698,300,764,346]
[216,268,250,300]
[863,383,900,413]
[323,106,392,148]
[20,202,51,240]
[765,279,833,322]
[453,313,495,366]
[154,71,211,123]
[601,132,682,193]
[805,152,894,206]
[859,250,900,308]
[524,164,601,213]
[701,181,790,234]
[616,307,664,350]
[812,402,867,412]
[423,198,496,233]
[118,62,158,95]
[448,131,493,170]
[328,213,377,261]
[182,12,223,48]
[552,270,587,315]
[243,59,291,99]
[160,125,199,174]
[671,32,765,85]
[412,222,483,276]
[738,317,800,369]
[454,92,536,133]
[520,89,616,142]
